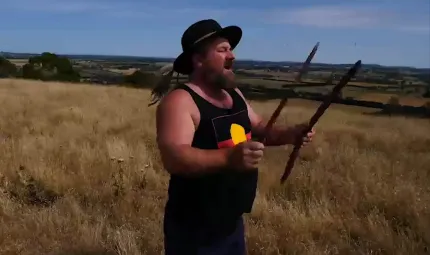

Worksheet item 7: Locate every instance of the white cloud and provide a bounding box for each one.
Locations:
[397,25,430,34]
[262,5,429,34]
[2,0,229,21]
[3,1,429,34]
[2,0,115,13]
[267,6,384,28]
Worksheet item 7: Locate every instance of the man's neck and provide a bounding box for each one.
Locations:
[188,74,224,99]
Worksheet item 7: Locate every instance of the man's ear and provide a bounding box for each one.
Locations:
[192,54,203,68]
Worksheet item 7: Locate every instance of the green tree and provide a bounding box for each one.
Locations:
[0,57,18,77]
[384,96,401,115]
[388,96,400,105]
[124,70,158,88]
[424,102,430,117]
[399,80,405,91]
[23,52,80,82]
[325,72,334,85]
[423,86,430,98]
[22,63,42,80]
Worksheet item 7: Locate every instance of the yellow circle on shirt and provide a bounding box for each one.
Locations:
[230,123,247,145]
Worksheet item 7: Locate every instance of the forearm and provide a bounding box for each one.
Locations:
[253,121,297,146]
[264,126,297,146]
[160,144,231,176]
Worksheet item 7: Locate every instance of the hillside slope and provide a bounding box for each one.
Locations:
[0,79,429,255]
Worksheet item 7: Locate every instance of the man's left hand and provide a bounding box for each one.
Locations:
[292,123,315,146]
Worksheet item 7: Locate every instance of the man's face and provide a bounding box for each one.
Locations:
[194,37,236,89]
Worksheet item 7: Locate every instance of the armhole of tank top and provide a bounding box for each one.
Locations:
[174,83,198,101]
[173,84,204,116]
[228,88,247,111]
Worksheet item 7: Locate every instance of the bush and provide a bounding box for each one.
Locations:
[123,70,158,88]
[22,64,42,80]
[384,96,401,115]
[22,52,80,82]
[387,96,400,105]
[423,87,430,98]
[424,102,430,117]
[0,57,17,78]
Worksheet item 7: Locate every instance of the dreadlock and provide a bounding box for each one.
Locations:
[148,63,179,106]
[147,37,217,107]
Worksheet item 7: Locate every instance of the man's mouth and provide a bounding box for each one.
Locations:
[224,63,233,70]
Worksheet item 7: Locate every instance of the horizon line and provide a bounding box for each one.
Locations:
[1,50,429,70]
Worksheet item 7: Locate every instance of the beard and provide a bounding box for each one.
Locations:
[202,67,236,89]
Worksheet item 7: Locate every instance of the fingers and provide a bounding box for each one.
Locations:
[300,127,315,146]
[249,160,260,168]
[248,149,263,159]
[244,142,264,169]
[246,155,262,169]
[246,141,265,151]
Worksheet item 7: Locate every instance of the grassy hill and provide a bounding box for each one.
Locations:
[0,79,429,254]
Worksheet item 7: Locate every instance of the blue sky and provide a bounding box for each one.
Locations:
[1,0,429,68]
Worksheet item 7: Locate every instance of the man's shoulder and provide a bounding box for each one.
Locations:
[157,87,196,115]
[159,87,193,106]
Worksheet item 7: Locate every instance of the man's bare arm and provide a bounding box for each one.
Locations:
[235,88,297,146]
[156,90,232,175]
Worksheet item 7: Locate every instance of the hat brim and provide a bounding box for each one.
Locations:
[173,25,242,75]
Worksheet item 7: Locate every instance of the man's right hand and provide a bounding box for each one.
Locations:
[227,141,265,171]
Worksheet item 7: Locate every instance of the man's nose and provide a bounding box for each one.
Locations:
[226,51,235,60]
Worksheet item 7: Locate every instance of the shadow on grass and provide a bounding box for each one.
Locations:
[362,109,430,119]
[51,248,116,255]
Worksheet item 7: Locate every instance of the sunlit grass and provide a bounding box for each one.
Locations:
[0,78,429,255]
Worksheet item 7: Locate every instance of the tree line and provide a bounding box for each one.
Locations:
[1,52,429,101]
[1,52,81,82]
[0,52,158,88]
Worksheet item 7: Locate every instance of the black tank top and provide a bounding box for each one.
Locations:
[164,84,258,235]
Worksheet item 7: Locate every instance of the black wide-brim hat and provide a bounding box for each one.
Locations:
[173,19,242,75]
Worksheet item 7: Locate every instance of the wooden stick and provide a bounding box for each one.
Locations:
[280,60,362,183]
[257,99,288,144]
[257,42,320,144]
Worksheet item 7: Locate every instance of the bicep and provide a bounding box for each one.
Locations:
[156,92,195,152]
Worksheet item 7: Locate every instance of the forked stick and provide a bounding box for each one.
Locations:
[280,60,363,183]
[258,42,320,144]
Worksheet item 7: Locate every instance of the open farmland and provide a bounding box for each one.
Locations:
[0,79,429,255]
[355,93,430,107]
[8,58,28,67]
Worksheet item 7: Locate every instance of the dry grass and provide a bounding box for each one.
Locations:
[238,75,398,91]
[7,59,28,67]
[107,68,139,75]
[347,82,395,88]
[0,78,429,255]
[237,78,286,88]
[356,93,430,107]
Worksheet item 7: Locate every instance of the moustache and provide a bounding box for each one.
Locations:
[224,61,233,70]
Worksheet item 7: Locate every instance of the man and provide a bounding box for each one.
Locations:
[151,19,315,255]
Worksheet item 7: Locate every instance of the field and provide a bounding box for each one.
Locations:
[355,93,430,107]
[1,78,429,255]
[8,59,28,67]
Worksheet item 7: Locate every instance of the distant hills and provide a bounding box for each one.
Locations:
[1,51,429,72]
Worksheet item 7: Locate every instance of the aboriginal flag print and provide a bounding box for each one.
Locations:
[211,110,252,149]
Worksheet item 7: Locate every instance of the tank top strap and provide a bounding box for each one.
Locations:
[173,83,207,110]
[173,84,247,114]
[225,88,247,112]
